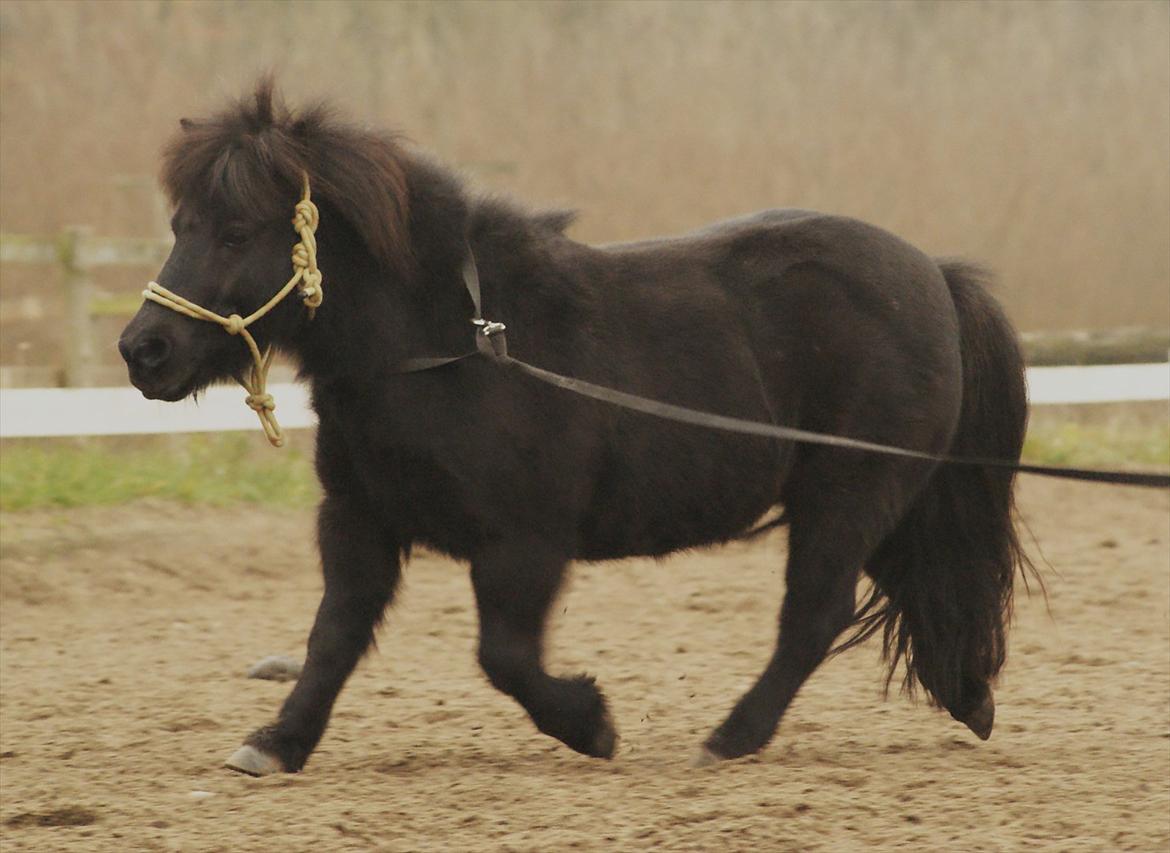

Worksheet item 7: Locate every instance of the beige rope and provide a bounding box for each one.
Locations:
[142,174,323,447]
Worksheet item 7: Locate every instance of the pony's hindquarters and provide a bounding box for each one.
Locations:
[848,261,1031,737]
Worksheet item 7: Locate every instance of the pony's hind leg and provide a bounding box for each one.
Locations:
[697,458,925,765]
[697,520,863,764]
[226,494,401,775]
[471,536,617,758]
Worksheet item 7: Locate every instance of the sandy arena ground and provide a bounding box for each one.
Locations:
[0,479,1167,851]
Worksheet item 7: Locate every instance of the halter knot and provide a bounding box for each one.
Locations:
[293,198,319,232]
[299,271,324,312]
[291,241,310,270]
[245,392,275,413]
[292,237,323,317]
[225,314,246,335]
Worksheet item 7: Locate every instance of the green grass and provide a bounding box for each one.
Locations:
[0,420,1165,512]
[0,434,319,511]
[1022,422,1170,470]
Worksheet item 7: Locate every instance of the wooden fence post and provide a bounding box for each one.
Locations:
[62,225,94,387]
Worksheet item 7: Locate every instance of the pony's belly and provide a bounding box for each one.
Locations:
[574,443,784,560]
[575,494,777,559]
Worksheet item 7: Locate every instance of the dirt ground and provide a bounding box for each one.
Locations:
[0,479,1167,851]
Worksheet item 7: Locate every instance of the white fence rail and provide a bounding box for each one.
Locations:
[1025,363,1170,405]
[1,364,1166,439]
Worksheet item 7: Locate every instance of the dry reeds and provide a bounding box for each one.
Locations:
[1,0,1166,373]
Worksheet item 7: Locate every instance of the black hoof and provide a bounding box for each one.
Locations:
[587,705,619,759]
[698,716,771,764]
[548,675,619,759]
[958,692,995,740]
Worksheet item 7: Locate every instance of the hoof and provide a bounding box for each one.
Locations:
[225,744,286,777]
[590,708,619,759]
[689,745,724,768]
[960,693,995,741]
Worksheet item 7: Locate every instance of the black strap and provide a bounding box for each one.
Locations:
[390,248,1170,489]
[393,354,474,373]
[462,252,483,318]
[393,250,507,373]
[502,358,1170,489]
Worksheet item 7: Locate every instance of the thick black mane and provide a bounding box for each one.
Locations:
[163,79,413,279]
[162,80,577,293]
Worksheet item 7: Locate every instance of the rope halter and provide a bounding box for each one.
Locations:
[142,173,323,447]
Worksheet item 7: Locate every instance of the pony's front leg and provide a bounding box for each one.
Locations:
[472,537,618,758]
[226,494,400,775]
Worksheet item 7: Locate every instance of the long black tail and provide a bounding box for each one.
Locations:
[839,261,1034,736]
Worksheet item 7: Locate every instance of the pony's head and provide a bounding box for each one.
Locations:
[119,79,411,401]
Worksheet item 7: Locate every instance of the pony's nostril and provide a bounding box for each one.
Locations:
[131,336,172,370]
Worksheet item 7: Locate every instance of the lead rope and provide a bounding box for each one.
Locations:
[142,174,323,446]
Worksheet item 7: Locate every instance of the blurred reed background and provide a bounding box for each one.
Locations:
[1,0,1167,374]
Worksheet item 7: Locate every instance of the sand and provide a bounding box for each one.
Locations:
[1,479,1167,851]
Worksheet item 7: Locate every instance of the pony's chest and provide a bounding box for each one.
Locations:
[313,392,481,551]
[345,432,478,544]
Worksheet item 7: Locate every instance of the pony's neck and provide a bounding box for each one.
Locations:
[292,156,477,387]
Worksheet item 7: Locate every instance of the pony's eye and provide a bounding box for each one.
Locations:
[221,227,249,248]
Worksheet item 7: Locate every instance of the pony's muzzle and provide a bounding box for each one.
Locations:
[118,333,172,373]
[118,313,192,401]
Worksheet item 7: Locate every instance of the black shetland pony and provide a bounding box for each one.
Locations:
[119,82,1030,775]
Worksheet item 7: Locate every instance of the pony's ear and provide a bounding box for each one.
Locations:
[179,117,194,131]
